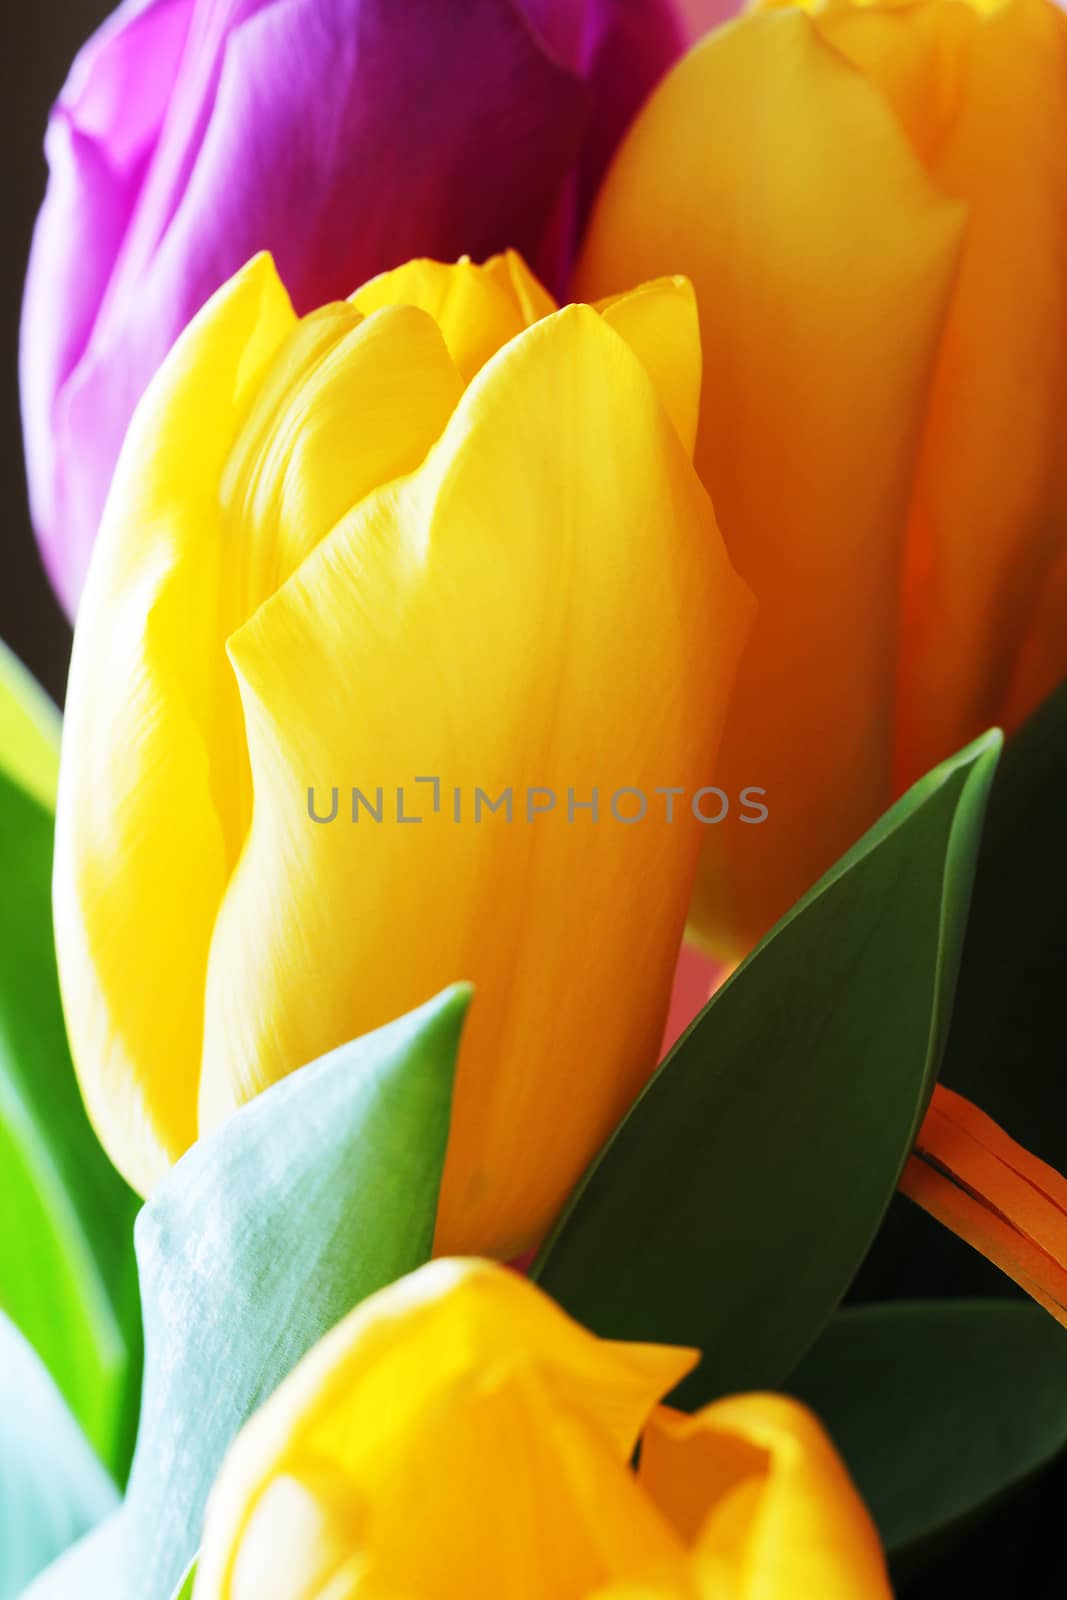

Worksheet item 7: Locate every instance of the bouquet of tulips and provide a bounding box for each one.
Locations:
[4,0,1067,1594]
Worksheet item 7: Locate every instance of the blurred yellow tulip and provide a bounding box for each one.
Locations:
[53,250,752,1256]
[193,1258,891,1600]
[577,0,1067,955]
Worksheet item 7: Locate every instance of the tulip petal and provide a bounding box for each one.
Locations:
[18,0,197,611]
[195,1260,696,1600]
[595,278,701,458]
[641,1395,892,1598]
[54,254,294,1197]
[808,0,1067,784]
[30,0,600,612]
[660,943,726,1056]
[351,252,556,383]
[677,0,740,42]
[901,1085,1067,1327]
[521,0,685,209]
[576,10,965,952]
[493,247,561,325]
[201,303,752,1255]
[55,250,467,1198]
[1001,543,1067,733]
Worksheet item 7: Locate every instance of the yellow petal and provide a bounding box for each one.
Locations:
[641,1395,892,1598]
[595,278,702,458]
[195,1260,697,1600]
[213,300,465,866]
[483,247,559,325]
[576,11,964,954]
[788,0,980,170]
[54,255,464,1197]
[350,251,556,384]
[53,254,296,1195]
[228,1466,367,1600]
[198,302,752,1255]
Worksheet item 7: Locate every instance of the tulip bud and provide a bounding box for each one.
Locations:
[193,1259,890,1600]
[21,0,683,616]
[53,251,752,1257]
[576,0,1067,955]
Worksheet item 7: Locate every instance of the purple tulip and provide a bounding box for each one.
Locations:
[21,0,682,616]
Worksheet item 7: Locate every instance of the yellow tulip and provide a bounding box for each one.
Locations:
[576,0,1067,955]
[193,1258,890,1600]
[53,250,752,1257]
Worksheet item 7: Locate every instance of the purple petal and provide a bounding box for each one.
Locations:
[22,0,682,613]
[20,0,196,610]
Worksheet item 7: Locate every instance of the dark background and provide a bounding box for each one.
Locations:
[3,0,113,704]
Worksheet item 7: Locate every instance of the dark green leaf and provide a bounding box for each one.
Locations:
[945,677,1067,1163]
[856,676,1067,1305]
[0,1308,117,1599]
[534,734,1000,1405]
[0,760,141,1473]
[787,1300,1067,1568]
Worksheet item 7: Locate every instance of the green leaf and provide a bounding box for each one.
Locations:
[169,1559,197,1600]
[786,1300,1067,1569]
[533,733,1001,1405]
[120,985,465,1600]
[945,677,1067,1161]
[0,639,60,811]
[18,1518,123,1600]
[856,676,1067,1305]
[20,990,467,1600]
[0,762,141,1474]
[0,1307,117,1599]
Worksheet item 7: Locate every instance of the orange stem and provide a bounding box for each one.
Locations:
[900,1085,1067,1327]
